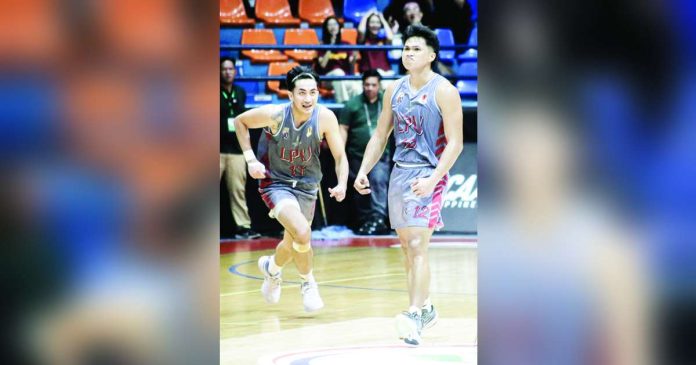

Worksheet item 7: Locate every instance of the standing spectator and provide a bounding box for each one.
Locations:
[314,16,360,103]
[357,11,396,77]
[220,57,260,239]
[339,70,391,235]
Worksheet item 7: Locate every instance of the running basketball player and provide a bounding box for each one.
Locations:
[234,66,348,312]
[354,25,464,345]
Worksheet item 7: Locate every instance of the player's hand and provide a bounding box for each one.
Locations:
[247,160,267,179]
[328,184,346,202]
[353,172,371,195]
[411,176,437,198]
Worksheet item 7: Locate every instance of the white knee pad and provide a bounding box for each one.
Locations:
[292,241,311,253]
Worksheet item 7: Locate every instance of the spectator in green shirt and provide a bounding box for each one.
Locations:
[339,70,391,235]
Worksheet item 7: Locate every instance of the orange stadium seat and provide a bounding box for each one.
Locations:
[341,28,358,45]
[241,29,289,63]
[220,0,255,25]
[267,61,300,98]
[283,29,319,62]
[298,0,335,26]
[255,0,301,26]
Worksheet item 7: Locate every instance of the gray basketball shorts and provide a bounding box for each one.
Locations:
[388,165,449,230]
[259,183,317,223]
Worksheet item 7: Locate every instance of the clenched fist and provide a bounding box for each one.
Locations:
[328,184,346,202]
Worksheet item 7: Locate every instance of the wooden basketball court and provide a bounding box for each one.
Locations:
[220,235,478,364]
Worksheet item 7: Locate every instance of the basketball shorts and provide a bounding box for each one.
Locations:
[388,164,449,230]
[259,182,317,223]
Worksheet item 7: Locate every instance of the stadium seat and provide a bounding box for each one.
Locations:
[267,61,300,98]
[241,29,289,63]
[457,48,478,61]
[456,60,478,96]
[468,26,478,47]
[341,28,358,44]
[298,0,335,26]
[457,61,478,76]
[434,28,455,63]
[220,0,255,26]
[255,0,301,26]
[283,29,319,62]
[343,0,378,24]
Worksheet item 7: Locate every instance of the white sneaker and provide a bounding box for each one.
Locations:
[300,281,324,312]
[395,311,423,345]
[257,256,282,304]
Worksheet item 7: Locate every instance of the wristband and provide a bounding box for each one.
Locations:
[243,150,256,163]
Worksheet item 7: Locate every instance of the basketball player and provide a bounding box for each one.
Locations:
[234,66,348,312]
[354,25,464,345]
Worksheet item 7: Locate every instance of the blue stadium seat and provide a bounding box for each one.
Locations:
[456,61,478,97]
[457,48,478,61]
[468,26,477,47]
[469,0,478,20]
[343,0,378,24]
[434,28,455,63]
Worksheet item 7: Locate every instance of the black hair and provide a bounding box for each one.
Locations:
[220,57,236,66]
[403,24,440,62]
[286,66,320,91]
[362,69,382,82]
[321,16,342,45]
[365,13,383,39]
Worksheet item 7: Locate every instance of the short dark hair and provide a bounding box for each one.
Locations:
[403,24,439,61]
[286,66,320,91]
[362,69,382,82]
[220,57,236,66]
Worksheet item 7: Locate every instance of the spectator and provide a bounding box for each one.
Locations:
[314,16,361,103]
[339,70,391,235]
[220,57,260,240]
[357,11,396,77]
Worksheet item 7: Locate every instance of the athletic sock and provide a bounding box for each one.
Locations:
[422,298,432,311]
[299,271,315,283]
[268,255,282,275]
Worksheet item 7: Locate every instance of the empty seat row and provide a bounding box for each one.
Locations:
[240,28,358,63]
[221,0,336,26]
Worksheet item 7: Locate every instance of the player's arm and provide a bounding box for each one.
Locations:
[234,104,284,179]
[321,107,349,202]
[354,83,395,194]
[339,124,349,145]
[411,82,464,197]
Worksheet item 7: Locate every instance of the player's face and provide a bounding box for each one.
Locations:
[221,60,235,83]
[402,37,435,71]
[289,78,319,114]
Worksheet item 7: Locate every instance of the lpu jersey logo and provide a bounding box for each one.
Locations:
[443,174,477,209]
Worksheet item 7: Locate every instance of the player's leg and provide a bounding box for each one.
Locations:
[395,226,434,345]
[275,201,323,312]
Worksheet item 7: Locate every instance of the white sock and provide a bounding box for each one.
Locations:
[408,306,420,315]
[422,298,432,311]
[268,255,282,275]
[299,271,315,283]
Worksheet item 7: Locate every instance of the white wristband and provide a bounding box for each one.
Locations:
[243,150,256,163]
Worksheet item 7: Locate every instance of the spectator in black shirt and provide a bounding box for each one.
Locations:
[220,57,260,239]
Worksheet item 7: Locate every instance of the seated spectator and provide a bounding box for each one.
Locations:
[314,16,361,103]
[357,10,396,78]
[432,0,475,45]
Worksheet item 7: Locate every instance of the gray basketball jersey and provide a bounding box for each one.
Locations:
[257,103,322,189]
[390,74,447,167]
